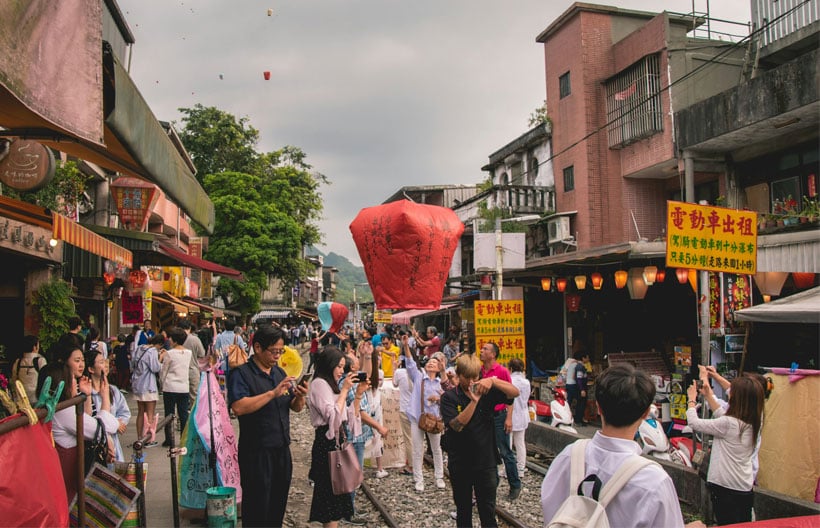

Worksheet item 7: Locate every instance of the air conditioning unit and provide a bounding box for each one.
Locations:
[547,217,571,244]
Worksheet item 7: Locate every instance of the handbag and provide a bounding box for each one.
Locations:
[417,378,444,434]
[328,425,363,495]
[85,417,110,474]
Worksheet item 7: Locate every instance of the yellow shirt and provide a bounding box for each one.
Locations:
[381,344,400,377]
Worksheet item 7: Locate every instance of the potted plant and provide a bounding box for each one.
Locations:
[802,196,819,223]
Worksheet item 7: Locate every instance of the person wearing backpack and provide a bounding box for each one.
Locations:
[11,335,46,404]
[540,364,697,528]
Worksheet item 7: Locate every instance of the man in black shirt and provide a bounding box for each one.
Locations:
[228,325,308,527]
[440,353,519,528]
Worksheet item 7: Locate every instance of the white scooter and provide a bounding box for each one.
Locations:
[637,404,692,467]
[549,387,578,434]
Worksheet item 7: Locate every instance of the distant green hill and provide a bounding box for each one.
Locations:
[309,249,372,305]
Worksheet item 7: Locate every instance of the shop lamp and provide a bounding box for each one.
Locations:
[540,277,552,291]
[574,275,587,290]
[676,268,689,284]
[642,266,658,285]
[792,272,816,289]
[656,269,666,283]
[753,271,788,297]
[556,278,568,292]
[590,272,603,290]
[614,270,628,289]
[627,267,649,300]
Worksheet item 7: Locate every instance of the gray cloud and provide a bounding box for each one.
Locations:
[120,0,750,265]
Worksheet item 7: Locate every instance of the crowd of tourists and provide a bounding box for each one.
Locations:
[4,315,768,528]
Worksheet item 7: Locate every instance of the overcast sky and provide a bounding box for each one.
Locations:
[119,0,750,266]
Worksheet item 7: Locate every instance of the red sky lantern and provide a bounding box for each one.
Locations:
[614,270,628,289]
[590,272,603,290]
[103,272,115,285]
[318,302,349,333]
[676,268,689,284]
[350,200,464,309]
[556,278,568,292]
[656,269,666,283]
[129,269,147,289]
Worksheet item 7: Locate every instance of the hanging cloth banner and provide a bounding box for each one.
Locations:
[178,370,241,508]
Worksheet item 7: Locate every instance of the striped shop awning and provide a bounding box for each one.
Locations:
[52,212,132,267]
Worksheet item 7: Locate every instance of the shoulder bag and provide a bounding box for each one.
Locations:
[85,417,110,474]
[329,424,363,495]
[227,335,247,369]
[417,378,444,434]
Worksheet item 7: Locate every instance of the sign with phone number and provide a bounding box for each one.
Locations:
[474,300,526,364]
[666,200,757,275]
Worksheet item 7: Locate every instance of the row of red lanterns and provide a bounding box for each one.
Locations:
[542,266,695,292]
[102,269,148,289]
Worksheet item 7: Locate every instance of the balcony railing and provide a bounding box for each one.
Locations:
[495,185,555,215]
[753,0,819,48]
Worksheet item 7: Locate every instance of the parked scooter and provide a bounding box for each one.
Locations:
[637,404,692,467]
[549,387,577,434]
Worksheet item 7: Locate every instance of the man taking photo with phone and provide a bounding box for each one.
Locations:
[228,325,307,527]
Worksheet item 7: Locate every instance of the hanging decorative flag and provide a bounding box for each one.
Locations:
[318,302,349,333]
[614,82,637,101]
[349,200,464,310]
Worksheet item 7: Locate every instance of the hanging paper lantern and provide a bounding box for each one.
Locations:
[614,270,628,289]
[590,272,603,290]
[556,278,568,292]
[676,268,689,284]
[792,272,816,289]
[128,269,147,289]
[103,272,116,285]
[656,269,666,283]
[627,267,649,300]
[318,302,349,333]
[349,200,464,309]
[574,275,587,290]
[566,293,581,312]
[642,266,658,285]
[540,277,552,291]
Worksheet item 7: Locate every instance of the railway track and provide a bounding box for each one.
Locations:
[353,442,552,528]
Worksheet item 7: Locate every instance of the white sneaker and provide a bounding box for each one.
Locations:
[375,469,389,478]
[414,481,424,492]
[436,479,445,489]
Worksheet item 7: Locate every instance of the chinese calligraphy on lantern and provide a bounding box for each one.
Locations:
[666,200,757,274]
[473,300,526,365]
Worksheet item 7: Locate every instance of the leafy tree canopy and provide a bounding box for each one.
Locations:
[176,106,326,316]
[177,104,259,183]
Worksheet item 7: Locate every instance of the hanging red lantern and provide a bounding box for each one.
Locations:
[590,272,603,290]
[614,270,628,289]
[566,293,581,312]
[103,272,115,285]
[556,278,568,292]
[540,277,552,291]
[676,268,689,284]
[792,272,816,289]
[129,269,147,288]
[656,269,666,283]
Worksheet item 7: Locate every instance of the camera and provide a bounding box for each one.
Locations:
[696,379,704,391]
[356,371,368,382]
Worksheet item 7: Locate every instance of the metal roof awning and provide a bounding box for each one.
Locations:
[735,286,820,324]
[162,292,200,314]
[157,243,243,280]
[153,292,189,314]
[252,309,293,323]
[391,304,457,325]
[182,298,223,318]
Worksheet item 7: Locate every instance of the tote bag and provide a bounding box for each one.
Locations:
[329,426,363,495]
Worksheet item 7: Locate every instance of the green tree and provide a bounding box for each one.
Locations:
[175,107,327,316]
[176,104,260,184]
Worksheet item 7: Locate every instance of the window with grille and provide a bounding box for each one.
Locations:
[559,72,571,99]
[605,54,663,148]
[563,166,575,192]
